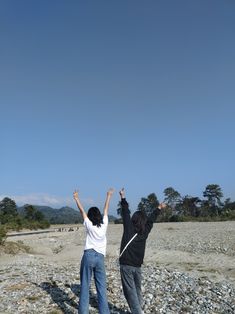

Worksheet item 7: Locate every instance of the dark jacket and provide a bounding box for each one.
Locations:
[119,198,160,267]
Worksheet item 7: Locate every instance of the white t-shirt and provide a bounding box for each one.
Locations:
[83,215,108,256]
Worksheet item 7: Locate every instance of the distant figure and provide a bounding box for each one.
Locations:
[118,188,165,314]
[73,188,114,314]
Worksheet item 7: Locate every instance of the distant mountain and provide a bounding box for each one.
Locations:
[18,205,83,224]
[18,205,117,224]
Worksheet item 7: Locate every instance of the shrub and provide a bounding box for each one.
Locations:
[23,219,50,230]
[3,241,31,254]
[169,215,182,222]
[0,225,7,245]
[114,218,123,224]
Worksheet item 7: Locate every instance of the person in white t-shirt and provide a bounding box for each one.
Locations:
[73,188,114,314]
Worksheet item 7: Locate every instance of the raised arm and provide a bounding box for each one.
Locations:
[145,202,166,233]
[147,202,166,222]
[119,188,129,210]
[119,188,125,200]
[119,188,131,225]
[103,188,114,216]
[73,190,87,220]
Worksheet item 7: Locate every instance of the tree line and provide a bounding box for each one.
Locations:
[1,183,234,243]
[115,184,235,223]
[0,198,50,244]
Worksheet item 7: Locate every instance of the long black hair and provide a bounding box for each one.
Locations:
[131,211,147,234]
[88,207,103,227]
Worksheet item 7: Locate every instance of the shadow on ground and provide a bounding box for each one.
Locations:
[33,281,129,314]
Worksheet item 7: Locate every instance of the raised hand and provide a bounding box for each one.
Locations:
[158,202,167,210]
[119,188,125,198]
[104,188,114,215]
[73,190,79,200]
[73,190,87,220]
[107,188,114,197]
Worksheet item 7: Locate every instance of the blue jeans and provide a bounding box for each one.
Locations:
[120,264,143,314]
[79,249,110,314]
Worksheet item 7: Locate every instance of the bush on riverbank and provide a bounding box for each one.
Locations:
[168,209,235,223]
[0,198,50,239]
[2,240,31,254]
[0,225,7,245]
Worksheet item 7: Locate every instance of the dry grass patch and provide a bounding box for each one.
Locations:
[48,309,64,314]
[52,244,64,254]
[2,241,31,255]
[4,282,30,291]
[179,262,200,271]
[26,295,42,302]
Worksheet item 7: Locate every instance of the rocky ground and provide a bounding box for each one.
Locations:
[0,221,234,313]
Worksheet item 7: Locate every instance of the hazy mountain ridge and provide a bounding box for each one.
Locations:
[17,205,117,224]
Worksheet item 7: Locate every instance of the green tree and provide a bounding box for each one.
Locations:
[163,187,181,213]
[181,196,201,217]
[116,201,122,216]
[221,198,235,220]
[24,204,37,221]
[157,205,173,222]
[223,198,235,211]
[203,184,223,207]
[116,200,129,223]
[0,225,7,245]
[0,197,18,224]
[24,204,46,222]
[34,210,44,221]
[203,184,223,216]
[137,193,159,218]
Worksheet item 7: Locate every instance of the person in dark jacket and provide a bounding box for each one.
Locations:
[119,188,165,314]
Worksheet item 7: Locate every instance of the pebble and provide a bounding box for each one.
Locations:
[0,256,234,314]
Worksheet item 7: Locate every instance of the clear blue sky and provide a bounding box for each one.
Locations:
[1,0,235,215]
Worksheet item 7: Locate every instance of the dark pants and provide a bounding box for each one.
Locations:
[120,264,143,314]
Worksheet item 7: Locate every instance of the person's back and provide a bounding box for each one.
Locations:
[119,197,160,267]
[118,188,164,314]
[84,206,108,255]
[73,189,114,314]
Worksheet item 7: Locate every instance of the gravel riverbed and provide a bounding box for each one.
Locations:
[0,221,234,313]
